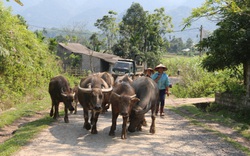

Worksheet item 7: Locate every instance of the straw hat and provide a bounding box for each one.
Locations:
[144,68,154,74]
[144,68,154,72]
[154,64,167,71]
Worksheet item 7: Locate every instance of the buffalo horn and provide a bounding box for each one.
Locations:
[102,86,113,93]
[129,94,137,98]
[78,85,92,93]
[61,88,67,97]
[111,92,121,98]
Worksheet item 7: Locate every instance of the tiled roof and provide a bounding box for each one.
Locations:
[59,43,122,64]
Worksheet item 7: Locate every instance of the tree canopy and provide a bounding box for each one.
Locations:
[112,3,173,67]
[94,11,118,53]
[183,0,250,84]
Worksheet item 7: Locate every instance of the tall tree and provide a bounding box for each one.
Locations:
[89,33,102,52]
[168,37,184,53]
[94,10,118,53]
[118,3,173,67]
[143,7,173,67]
[185,38,194,49]
[183,0,250,86]
[119,3,147,60]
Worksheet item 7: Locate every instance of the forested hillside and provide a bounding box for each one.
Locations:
[0,2,60,111]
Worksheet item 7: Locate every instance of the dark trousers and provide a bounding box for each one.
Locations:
[159,89,166,107]
[155,89,166,115]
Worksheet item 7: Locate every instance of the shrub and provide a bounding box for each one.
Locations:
[0,3,60,111]
[162,56,245,98]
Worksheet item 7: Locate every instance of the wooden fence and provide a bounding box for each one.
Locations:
[65,68,88,77]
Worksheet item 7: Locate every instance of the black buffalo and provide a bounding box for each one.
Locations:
[78,75,113,134]
[128,77,159,133]
[98,72,114,113]
[109,81,140,139]
[48,75,75,123]
[71,84,79,114]
[114,74,133,85]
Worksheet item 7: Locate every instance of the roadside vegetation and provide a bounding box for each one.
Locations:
[162,56,245,98]
[0,2,60,111]
[0,113,54,156]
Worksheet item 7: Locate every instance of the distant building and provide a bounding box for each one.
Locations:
[181,48,190,52]
[57,43,122,73]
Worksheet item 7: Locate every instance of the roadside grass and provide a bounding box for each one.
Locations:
[167,103,250,155]
[0,115,55,156]
[0,74,80,129]
[0,89,51,129]
[0,75,81,156]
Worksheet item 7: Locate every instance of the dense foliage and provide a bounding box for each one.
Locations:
[0,2,60,111]
[95,3,173,67]
[163,56,245,98]
[183,0,250,86]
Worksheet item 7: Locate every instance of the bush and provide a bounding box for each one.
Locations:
[0,3,61,111]
[162,56,245,98]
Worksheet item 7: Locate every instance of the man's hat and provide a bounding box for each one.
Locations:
[154,64,167,71]
[144,68,154,72]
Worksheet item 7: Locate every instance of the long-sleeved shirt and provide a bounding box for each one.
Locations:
[151,72,170,90]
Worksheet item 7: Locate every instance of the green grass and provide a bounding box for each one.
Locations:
[167,103,250,155]
[0,116,54,156]
[0,91,51,128]
[0,84,71,156]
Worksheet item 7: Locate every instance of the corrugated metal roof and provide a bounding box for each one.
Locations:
[59,43,122,64]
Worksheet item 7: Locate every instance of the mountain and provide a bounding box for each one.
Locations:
[3,0,216,42]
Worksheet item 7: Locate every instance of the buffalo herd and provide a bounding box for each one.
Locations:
[48,72,159,139]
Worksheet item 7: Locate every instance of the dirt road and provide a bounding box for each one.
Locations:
[13,105,246,156]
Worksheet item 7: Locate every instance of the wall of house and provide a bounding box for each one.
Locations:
[57,45,114,75]
[81,54,101,72]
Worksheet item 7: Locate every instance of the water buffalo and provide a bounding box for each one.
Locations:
[128,77,159,134]
[71,85,78,114]
[78,75,113,134]
[98,72,114,113]
[114,74,133,85]
[48,75,75,123]
[109,81,140,139]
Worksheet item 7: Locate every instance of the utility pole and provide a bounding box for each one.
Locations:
[199,25,203,56]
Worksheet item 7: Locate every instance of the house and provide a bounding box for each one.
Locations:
[57,43,122,73]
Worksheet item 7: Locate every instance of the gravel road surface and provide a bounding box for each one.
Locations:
[14,105,246,156]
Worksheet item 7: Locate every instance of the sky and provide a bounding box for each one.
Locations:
[2,0,209,42]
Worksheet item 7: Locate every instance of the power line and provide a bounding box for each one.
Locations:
[170,27,200,33]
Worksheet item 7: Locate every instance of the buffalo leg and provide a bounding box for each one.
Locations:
[53,101,60,120]
[137,121,143,131]
[150,111,156,134]
[74,101,77,114]
[121,116,128,139]
[109,112,119,136]
[50,101,54,117]
[91,112,100,134]
[64,106,69,123]
[83,109,91,130]
[90,111,94,125]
